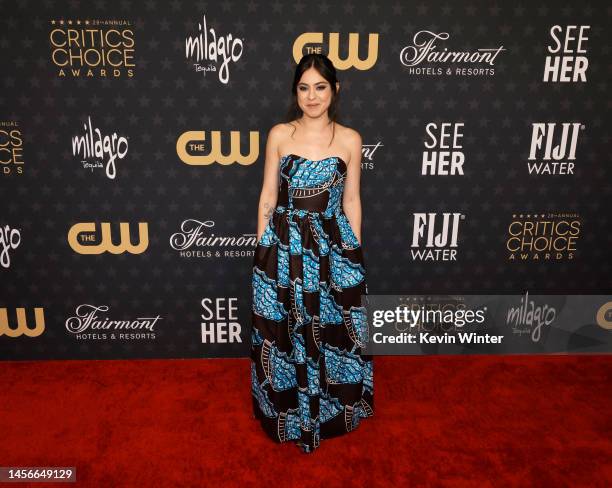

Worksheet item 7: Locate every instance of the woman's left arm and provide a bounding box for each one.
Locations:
[342,130,363,245]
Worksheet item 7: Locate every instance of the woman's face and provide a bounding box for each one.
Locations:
[296,67,337,117]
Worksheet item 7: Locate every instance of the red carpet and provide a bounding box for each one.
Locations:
[0,356,610,486]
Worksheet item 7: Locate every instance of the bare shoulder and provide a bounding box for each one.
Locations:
[269,122,297,146]
[268,122,293,139]
[266,123,291,154]
[335,122,361,144]
[335,123,362,164]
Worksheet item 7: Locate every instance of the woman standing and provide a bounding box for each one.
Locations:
[250,53,373,453]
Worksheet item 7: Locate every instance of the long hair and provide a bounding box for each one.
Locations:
[284,53,340,147]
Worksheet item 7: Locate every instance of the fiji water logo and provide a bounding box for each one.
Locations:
[410,212,464,261]
[71,116,128,179]
[527,122,584,175]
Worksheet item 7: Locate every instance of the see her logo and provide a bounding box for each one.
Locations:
[543,25,590,82]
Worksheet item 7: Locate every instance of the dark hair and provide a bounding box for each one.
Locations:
[285,53,340,147]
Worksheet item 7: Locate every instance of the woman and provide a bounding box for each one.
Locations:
[250,53,374,453]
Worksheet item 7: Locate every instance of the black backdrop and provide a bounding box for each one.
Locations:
[1,1,610,360]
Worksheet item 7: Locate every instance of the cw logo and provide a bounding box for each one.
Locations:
[292,33,379,70]
[596,301,612,330]
[176,130,259,165]
[68,222,149,255]
[0,307,45,337]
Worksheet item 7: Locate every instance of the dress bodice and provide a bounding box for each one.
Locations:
[276,154,347,218]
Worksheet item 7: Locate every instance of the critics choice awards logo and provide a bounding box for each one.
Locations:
[506,213,581,261]
[400,30,505,76]
[0,121,24,176]
[49,19,135,78]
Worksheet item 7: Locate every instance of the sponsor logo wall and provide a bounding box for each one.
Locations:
[0,3,609,360]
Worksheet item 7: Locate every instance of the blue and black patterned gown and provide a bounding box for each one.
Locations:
[250,153,374,453]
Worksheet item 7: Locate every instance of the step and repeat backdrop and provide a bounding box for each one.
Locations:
[1,1,610,360]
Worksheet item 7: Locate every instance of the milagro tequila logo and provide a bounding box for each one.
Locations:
[71,116,128,179]
[185,13,244,84]
[65,304,161,340]
[400,30,505,76]
[170,218,256,258]
[0,224,21,269]
[506,291,556,343]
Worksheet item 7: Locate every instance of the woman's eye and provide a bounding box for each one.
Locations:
[298,85,327,91]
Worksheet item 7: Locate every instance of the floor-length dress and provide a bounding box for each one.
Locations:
[250,153,374,453]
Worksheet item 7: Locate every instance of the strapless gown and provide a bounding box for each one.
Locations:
[250,153,374,453]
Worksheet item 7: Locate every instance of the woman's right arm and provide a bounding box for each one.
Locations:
[256,124,284,241]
